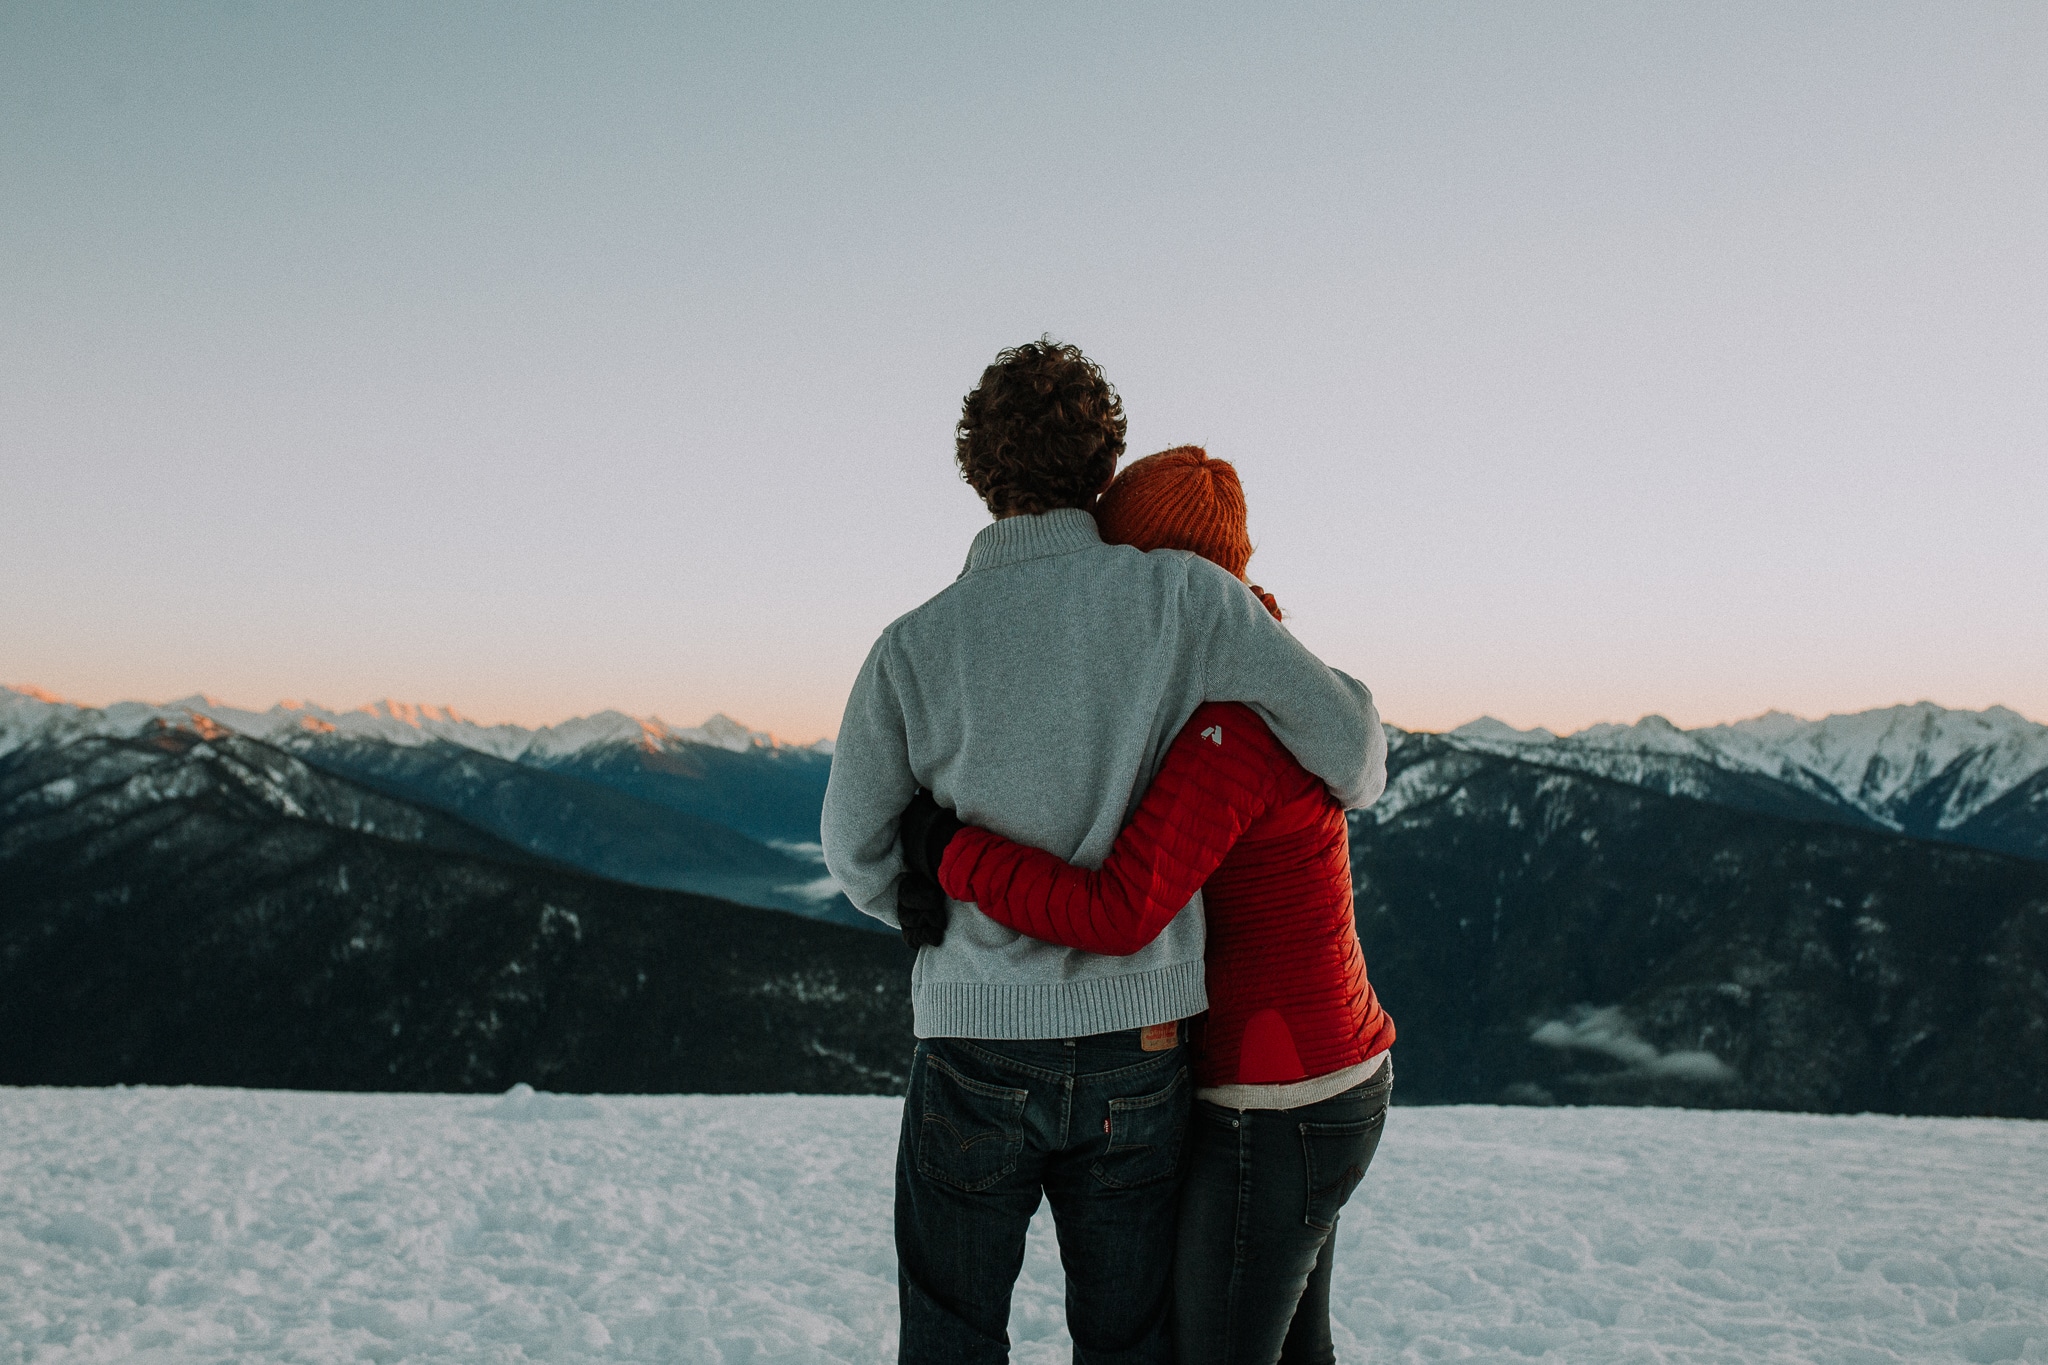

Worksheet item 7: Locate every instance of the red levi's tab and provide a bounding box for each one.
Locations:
[940,701,1395,1090]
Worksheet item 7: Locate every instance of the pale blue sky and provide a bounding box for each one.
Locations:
[4,3,2043,738]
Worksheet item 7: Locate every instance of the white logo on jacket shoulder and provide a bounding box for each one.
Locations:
[1201,725,1223,745]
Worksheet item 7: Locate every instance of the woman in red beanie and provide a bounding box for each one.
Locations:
[920,446,1396,1365]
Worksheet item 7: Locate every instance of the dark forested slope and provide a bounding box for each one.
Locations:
[0,723,910,1093]
[1354,734,2048,1117]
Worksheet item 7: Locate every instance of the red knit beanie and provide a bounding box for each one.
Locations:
[1096,446,1252,576]
[1095,446,1281,618]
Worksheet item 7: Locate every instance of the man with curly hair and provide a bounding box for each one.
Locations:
[822,338,1386,1365]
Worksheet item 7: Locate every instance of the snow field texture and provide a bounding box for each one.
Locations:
[2,1087,2045,1363]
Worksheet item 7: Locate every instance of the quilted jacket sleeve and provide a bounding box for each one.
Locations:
[937,702,1284,956]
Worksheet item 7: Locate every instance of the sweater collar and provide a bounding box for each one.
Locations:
[961,507,1103,575]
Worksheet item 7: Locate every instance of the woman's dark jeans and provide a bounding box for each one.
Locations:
[1173,1060,1393,1365]
[895,1031,1190,1365]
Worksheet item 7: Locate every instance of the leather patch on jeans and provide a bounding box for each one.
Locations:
[1140,1021,1179,1052]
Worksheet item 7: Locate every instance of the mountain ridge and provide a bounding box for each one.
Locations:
[0,686,835,763]
[13,686,2039,799]
[1422,700,2048,862]
[10,686,2047,914]
[2,687,861,926]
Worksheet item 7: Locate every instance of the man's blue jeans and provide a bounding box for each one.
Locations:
[1173,1059,1393,1365]
[895,1030,1191,1364]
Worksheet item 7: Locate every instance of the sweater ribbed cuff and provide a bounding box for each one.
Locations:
[911,957,1208,1040]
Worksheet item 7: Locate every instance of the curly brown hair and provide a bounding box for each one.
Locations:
[955,338,1127,517]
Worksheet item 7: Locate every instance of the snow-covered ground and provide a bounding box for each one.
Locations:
[3,1088,2045,1364]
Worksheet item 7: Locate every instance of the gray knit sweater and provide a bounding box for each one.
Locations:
[820,509,1386,1040]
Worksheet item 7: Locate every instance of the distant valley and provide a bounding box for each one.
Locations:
[3,686,2044,1114]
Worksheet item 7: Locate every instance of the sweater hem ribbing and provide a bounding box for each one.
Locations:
[912,958,1208,1040]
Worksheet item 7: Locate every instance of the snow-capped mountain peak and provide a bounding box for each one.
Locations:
[1440,701,2048,834]
[1713,701,2048,829]
[1448,717,1558,746]
[360,699,469,727]
[1571,715,1700,755]
[698,713,761,749]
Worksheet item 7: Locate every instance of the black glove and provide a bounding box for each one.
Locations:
[896,789,964,951]
[897,867,947,951]
[900,788,964,883]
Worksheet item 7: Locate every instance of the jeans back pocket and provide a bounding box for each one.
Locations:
[1091,1064,1189,1190]
[915,1050,1029,1193]
[1298,1107,1386,1230]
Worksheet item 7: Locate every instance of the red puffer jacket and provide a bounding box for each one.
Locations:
[938,701,1394,1089]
